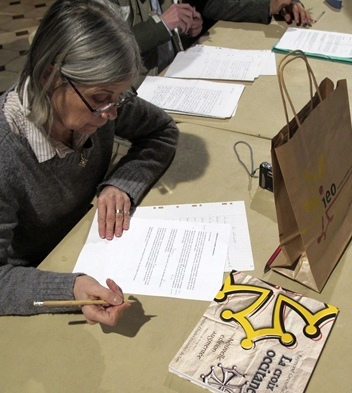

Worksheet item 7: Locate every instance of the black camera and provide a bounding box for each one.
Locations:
[259,162,273,192]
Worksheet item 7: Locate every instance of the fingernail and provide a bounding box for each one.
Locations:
[113,297,123,305]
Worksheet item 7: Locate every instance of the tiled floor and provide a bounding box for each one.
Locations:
[0,0,53,94]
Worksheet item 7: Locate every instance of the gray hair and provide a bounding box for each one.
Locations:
[18,0,143,128]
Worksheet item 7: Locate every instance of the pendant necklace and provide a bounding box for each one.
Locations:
[67,129,88,167]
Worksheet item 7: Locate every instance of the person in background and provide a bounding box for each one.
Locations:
[0,0,178,325]
[28,1,310,80]
[116,0,203,77]
[194,0,313,27]
[117,0,312,84]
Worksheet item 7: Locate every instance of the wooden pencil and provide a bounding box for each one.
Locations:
[33,299,134,307]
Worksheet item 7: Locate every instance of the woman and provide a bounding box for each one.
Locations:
[0,0,178,325]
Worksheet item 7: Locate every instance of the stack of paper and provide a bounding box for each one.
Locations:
[273,27,352,64]
[73,202,254,301]
[133,201,254,272]
[137,76,245,119]
[165,45,276,81]
[73,212,232,301]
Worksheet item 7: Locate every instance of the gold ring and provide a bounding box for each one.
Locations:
[116,209,124,214]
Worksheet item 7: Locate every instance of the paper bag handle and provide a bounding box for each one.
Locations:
[278,50,322,137]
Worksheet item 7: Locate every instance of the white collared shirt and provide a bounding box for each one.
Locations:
[3,82,88,163]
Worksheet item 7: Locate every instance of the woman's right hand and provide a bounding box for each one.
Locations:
[73,275,131,326]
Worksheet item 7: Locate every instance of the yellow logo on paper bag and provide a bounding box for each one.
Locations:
[301,154,351,243]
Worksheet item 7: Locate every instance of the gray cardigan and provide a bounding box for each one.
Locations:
[0,90,178,316]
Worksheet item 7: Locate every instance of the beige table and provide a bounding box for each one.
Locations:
[0,123,350,393]
[170,1,352,139]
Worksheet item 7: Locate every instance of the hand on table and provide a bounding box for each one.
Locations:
[74,276,130,326]
[271,0,313,26]
[97,185,131,240]
[161,4,202,35]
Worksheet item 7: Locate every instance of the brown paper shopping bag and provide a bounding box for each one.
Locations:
[270,50,352,292]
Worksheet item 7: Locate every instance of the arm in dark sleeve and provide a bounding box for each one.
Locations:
[0,147,81,316]
[98,97,179,205]
[0,193,78,316]
[201,0,272,25]
[131,16,171,55]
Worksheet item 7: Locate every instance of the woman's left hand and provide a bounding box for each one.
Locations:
[97,185,131,240]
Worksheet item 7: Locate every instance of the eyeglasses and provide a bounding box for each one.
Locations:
[63,75,137,115]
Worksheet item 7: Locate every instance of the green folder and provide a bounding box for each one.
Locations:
[272,27,352,65]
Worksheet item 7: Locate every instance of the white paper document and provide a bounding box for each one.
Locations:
[73,214,232,301]
[164,45,276,80]
[274,27,352,60]
[137,76,245,118]
[133,201,254,271]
